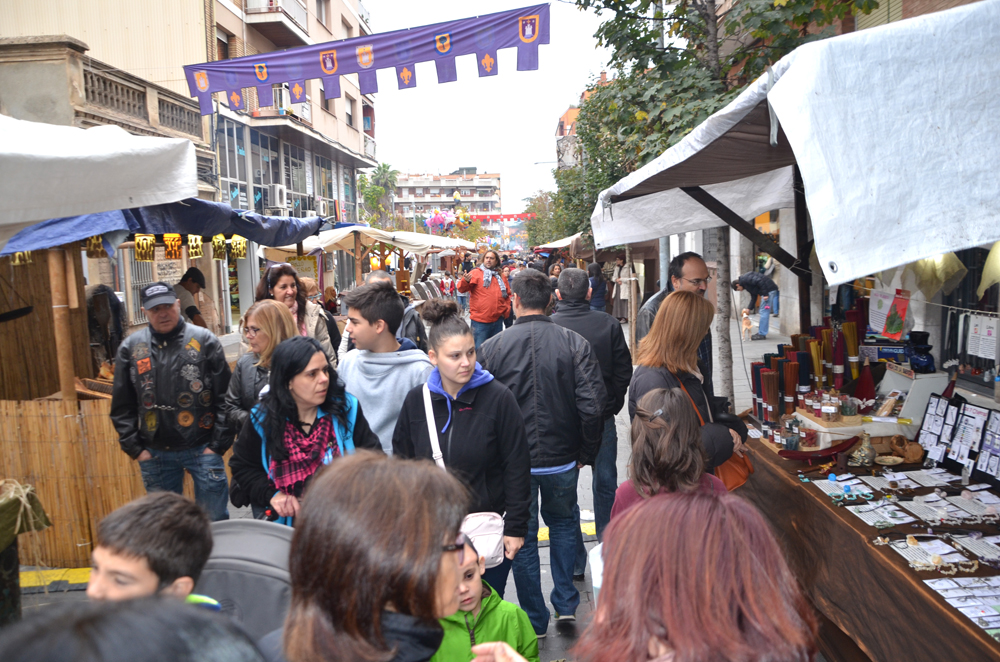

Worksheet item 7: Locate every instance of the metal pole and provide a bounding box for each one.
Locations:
[794,165,812,333]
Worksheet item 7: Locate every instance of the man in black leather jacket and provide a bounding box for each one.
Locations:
[110,282,233,521]
[552,268,632,548]
[479,268,606,636]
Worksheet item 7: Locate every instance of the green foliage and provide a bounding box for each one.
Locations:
[523,190,558,247]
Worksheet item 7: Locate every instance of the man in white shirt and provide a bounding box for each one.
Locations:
[174,268,208,328]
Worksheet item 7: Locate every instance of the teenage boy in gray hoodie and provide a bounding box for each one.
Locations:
[338,281,433,454]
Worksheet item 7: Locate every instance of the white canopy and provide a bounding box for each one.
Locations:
[535,232,582,250]
[0,115,197,251]
[266,225,475,258]
[591,1,1000,285]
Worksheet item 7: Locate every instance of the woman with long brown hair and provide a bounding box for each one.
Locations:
[256,451,471,662]
[611,388,726,521]
[574,492,817,662]
[255,263,335,364]
[629,290,743,470]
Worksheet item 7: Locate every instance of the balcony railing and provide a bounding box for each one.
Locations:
[247,0,308,32]
[84,69,147,121]
[82,64,202,140]
[364,134,376,160]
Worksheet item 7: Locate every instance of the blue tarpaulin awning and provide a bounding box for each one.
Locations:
[0,198,322,256]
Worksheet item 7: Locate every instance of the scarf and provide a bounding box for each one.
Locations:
[269,415,338,496]
[425,364,494,432]
[288,300,308,337]
[479,265,507,296]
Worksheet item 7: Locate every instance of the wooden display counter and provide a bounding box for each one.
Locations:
[742,438,1000,662]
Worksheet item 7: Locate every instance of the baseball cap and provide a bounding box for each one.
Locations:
[181,267,207,289]
[140,282,178,310]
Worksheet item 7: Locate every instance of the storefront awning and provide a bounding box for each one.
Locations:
[534,232,581,251]
[0,199,322,256]
[590,1,1000,285]
[267,225,475,258]
[0,115,197,251]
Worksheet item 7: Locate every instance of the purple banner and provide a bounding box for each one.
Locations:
[183,4,550,114]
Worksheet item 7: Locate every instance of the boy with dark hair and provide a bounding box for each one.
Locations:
[338,281,432,454]
[431,540,539,662]
[87,491,214,603]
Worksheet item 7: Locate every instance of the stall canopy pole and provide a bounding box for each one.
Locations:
[793,166,812,333]
[47,248,76,401]
[353,232,363,287]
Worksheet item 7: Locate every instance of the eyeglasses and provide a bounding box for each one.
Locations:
[681,277,712,287]
[244,326,262,338]
[307,293,322,301]
[441,532,469,565]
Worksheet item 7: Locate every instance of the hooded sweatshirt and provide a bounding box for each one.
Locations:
[430,582,539,662]
[338,347,433,454]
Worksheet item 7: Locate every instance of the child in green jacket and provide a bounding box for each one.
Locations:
[430,540,539,662]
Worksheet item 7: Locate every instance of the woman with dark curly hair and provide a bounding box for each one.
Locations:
[255,263,335,364]
[229,336,381,521]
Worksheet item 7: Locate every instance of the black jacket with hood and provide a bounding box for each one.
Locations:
[479,315,606,467]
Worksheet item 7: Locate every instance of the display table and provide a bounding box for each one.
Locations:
[742,438,1000,662]
[793,409,919,448]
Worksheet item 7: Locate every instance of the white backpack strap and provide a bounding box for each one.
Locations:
[423,384,446,469]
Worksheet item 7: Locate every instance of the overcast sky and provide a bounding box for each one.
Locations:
[362,0,611,213]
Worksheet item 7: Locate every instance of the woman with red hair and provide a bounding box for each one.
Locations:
[575,492,816,662]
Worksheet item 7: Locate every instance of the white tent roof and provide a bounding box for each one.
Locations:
[591,1,1000,285]
[266,225,475,258]
[535,232,582,250]
[0,115,197,250]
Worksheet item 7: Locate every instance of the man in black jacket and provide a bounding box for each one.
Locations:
[110,282,232,521]
[479,268,606,636]
[733,271,779,339]
[552,268,632,548]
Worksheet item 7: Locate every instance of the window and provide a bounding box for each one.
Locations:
[320,85,336,114]
[430,188,440,195]
[363,115,372,132]
[250,130,280,212]
[317,0,329,27]
[342,167,356,221]
[415,188,423,196]
[314,154,335,201]
[216,117,248,209]
[345,97,354,127]
[461,189,471,196]
[342,18,354,39]
[283,143,313,217]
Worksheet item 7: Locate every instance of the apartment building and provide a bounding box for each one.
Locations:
[1,0,377,329]
[394,167,502,222]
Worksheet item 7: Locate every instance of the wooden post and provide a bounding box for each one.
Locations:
[296,241,304,257]
[47,248,76,401]
[353,232,363,287]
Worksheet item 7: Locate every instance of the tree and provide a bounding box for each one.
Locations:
[357,174,389,227]
[524,190,557,246]
[573,0,876,408]
[363,163,400,229]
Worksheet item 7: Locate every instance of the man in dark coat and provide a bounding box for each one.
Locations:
[733,271,780,339]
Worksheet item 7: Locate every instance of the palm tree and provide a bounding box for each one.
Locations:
[370,163,399,229]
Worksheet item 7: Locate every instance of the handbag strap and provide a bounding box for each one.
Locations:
[674,378,706,426]
[422,385,446,469]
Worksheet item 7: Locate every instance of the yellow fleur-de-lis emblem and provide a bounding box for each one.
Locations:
[230,91,241,107]
[400,67,412,85]
[292,83,303,100]
[481,53,495,73]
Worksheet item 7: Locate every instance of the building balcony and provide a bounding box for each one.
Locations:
[246,0,309,47]
[364,134,376,160]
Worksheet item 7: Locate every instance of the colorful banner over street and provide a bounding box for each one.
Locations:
[183,4,550,115]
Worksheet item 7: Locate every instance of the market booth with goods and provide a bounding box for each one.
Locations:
[590,3,1000,660]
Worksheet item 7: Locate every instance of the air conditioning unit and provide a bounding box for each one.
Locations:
[268,184,288,208]
[304,210,318,218]
[317,199,329,216]
[265,208,286,216]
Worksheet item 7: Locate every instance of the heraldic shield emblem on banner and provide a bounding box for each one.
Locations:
[356,45,374,69]
[435,33,451,54]
[195,71,209,92]
[519,15,539,43]
[254,63,268,81]
[320,50,338,75]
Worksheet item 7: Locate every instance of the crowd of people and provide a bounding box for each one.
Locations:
[3,248,816,662]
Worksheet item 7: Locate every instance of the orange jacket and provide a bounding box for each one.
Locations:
[457,268,510,323]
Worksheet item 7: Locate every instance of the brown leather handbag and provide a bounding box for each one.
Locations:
[676,378,754,491]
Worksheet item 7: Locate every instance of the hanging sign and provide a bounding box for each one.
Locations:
[85,235,107,258]
[135,234,156,262]
[163,233,183,260]
[188,235,203,259]
[11,251,32,266]
[182,4,550,115]
[212,234,227,260]
[230,235,248,260]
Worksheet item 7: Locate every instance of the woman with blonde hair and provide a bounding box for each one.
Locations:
[628,290,744,470]
[223,299,297,448]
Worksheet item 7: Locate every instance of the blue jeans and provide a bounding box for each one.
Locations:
[138,444,230,521]
[457,293,469,313]
[482,555,513,598]
[471,318,504,353]
[574,417,619,573]
[513,468,580,635]
[758,290,779,336]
